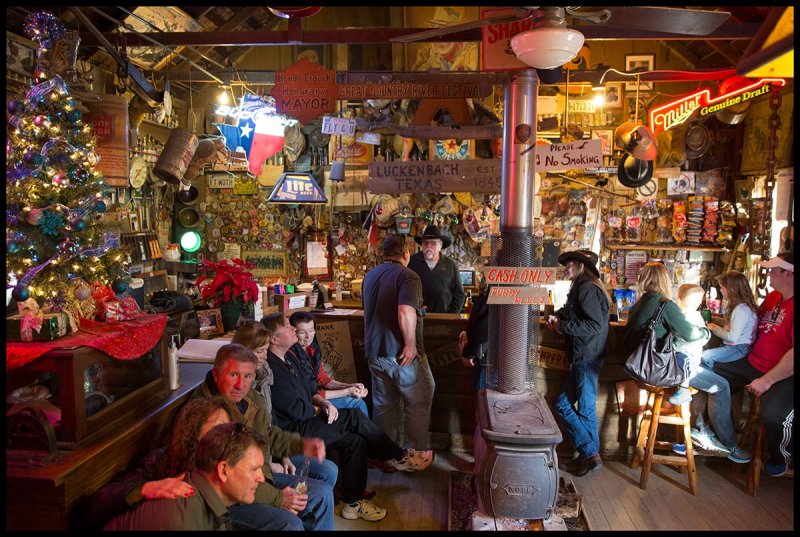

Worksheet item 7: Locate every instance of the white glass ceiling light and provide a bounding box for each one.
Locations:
[510,8,585,70]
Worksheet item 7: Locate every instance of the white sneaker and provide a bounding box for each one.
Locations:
[389,449,434,472]
[341,499,387,522]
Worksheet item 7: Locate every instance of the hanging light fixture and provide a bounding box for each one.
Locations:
[217,83,232,105]
[510,8,585,70]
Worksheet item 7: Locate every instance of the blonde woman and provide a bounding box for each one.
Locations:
[625,263,751,463]
[701,271,759,368]
[623,262,710,357]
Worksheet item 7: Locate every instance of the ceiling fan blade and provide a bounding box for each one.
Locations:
[391,8,531,44]
[593,7,730,36]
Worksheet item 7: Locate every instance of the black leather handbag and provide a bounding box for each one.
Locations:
[623,299,686,388]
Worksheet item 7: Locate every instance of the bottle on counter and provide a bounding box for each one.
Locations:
[464,290,473,314]
[168,334,180,390]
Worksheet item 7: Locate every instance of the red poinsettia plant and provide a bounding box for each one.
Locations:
[196,258,260,307]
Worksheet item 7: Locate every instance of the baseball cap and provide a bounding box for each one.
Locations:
[760,252,794,272]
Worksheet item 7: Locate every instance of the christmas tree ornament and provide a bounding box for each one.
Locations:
[74,281,91,301]
[375,204,383,216]
[111,279,128,294]
[11,286,30,302]
[70,218,86,231]
[8,241,20,253]
[39,210,65,236]
[27,208,44,225]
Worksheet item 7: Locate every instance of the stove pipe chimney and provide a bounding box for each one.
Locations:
[475,70,563,522]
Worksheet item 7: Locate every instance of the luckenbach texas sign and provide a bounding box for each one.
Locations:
[368,159,502,193]
[649,77,786,135]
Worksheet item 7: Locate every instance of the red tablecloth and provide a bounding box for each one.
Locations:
[6,314,167,371]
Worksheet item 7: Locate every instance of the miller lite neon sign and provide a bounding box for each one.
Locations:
[649,78,786,135]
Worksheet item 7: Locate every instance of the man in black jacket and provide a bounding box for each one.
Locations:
[546,250,610,477]
[262,313,434,523]
[408,225,466,313]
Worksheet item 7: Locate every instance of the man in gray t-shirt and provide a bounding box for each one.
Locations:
[362,235,435,449]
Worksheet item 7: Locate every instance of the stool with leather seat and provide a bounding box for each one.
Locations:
[631,382,698,495]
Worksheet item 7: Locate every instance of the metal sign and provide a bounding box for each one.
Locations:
[268,172,327,203]
[486,286,550,305]
[271,58,338,124]
[337,82,492,100]
[356,131,381,145]
[648,77,786,135]
[368,159,501,193]
[482,266,558,285]
[207,174,236,189]
[321,115,356,136]
[533,139,603,172]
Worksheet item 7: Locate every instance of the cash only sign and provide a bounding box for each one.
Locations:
[482,266,557,305]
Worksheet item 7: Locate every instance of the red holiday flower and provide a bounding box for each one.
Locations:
[196,258,260,308]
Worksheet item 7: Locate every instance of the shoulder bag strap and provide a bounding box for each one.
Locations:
[643,298,669,338]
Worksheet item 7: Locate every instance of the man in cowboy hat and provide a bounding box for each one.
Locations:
[408,225,466,314]
[546,249,610,477]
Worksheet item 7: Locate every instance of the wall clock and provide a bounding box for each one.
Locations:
[129,156,148,189]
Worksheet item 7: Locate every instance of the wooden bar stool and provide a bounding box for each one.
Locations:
[630,382,698,495]
[740,395,763,496]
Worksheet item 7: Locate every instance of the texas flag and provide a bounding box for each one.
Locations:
[362,205,379,252]
[215,93,284,174]
[247,115,285,175]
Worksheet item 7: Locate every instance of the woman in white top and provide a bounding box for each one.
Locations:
[701,271,759,368]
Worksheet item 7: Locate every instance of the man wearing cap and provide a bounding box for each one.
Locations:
[712,251,794,477]
[407,225,466,314]
[362,235,436,450]
[546,249,610,477]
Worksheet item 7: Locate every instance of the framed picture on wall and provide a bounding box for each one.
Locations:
[624,54,655,91]
[197,309,224,337]
[603,82,624,110]
[591,129,614,155]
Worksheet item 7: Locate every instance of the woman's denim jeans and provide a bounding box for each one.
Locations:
[701,343,751,369]
[554,358,603,460]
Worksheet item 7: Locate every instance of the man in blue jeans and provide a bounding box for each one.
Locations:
[547,250,610,477]
[362,235,436,450]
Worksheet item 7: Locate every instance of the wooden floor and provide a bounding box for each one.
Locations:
[333,451,794,531]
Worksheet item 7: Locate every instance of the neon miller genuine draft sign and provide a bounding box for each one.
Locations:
[649,78,786,135]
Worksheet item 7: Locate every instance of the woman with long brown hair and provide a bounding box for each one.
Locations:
[87,397,233,529]
[701,271,758,368]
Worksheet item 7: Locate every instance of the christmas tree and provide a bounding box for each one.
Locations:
[6,11,129,311]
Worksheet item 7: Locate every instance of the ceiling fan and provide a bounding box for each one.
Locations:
[391,7,732,54]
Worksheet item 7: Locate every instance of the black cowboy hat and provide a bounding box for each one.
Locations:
[557,249,600,278]
[414,225,452,249]
[617,153,654,188]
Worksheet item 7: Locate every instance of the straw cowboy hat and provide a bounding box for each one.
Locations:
[557,249,600,278]
[614,122,658,161]
[415,225,453,249]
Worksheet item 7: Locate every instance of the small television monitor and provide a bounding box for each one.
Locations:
[459,269,476,290]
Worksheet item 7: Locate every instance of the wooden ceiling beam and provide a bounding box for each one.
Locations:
[705,40,744,67]
[659,41,701,69]
[78,22,761,47]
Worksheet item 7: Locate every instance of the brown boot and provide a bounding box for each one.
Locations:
[576,454,602,477]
